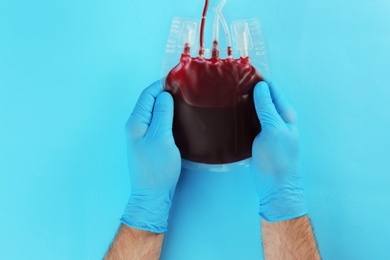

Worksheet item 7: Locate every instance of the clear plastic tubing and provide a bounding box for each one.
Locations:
[212,0,232,58]
[212,5,220,58]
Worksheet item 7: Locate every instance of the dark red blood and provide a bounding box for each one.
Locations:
[165,53,263,164]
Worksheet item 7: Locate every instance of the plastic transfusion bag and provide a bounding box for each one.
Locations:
[161,0,269,167]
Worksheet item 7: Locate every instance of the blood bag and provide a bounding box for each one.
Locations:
[161,0,269,166]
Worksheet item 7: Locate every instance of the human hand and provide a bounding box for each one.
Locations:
[120,80,181,233]
[251,81,307,222]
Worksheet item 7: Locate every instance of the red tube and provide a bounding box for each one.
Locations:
[199,0,209,57]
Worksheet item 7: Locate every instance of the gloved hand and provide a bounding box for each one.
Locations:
[251,81,307,222]
[120,80,181,233]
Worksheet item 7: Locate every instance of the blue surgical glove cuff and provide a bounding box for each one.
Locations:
[120,190,174,233]
[259,187,308,222]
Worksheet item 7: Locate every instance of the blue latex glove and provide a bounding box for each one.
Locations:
[120,80,181,233]
[252,81,308,222]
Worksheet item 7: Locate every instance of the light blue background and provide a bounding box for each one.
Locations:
[1,0,390,259]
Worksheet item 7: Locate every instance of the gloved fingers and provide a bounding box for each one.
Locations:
[126,80,163,138]
[254,81,284,129]
[269,82,297,124]
[148,91,174,138]
[131,80,164,124]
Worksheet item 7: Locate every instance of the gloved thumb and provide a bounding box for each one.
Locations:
[254,81,284,129]
[148,91,174,137]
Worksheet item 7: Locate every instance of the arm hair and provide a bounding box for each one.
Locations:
[262,215,321,260]
[104,224,164,260]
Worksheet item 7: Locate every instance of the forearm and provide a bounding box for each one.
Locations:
[104,224,164,260]
[261,215,320,260]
